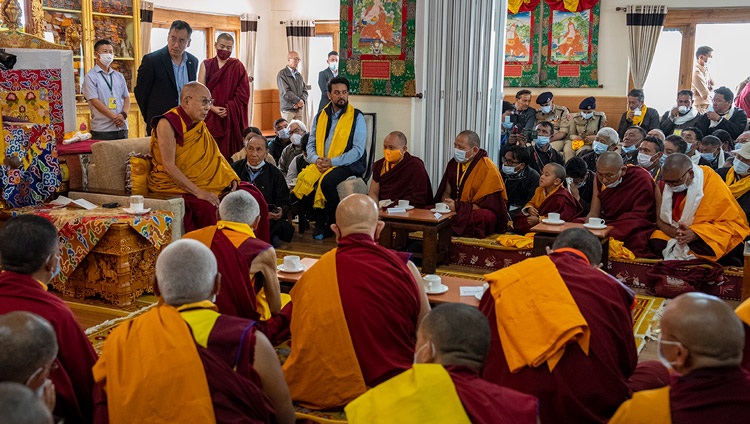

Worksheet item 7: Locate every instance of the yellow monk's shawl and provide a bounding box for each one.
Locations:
[92,303,216,424]
[282,249,367,409]
[460,156,508,203]
[736,299,750,325]
[525,184,561,210]
[609,386,672,424]
[292,104,356,208]
[148,106,239,196]
[484,255,590,373]
[345,364,471,424]
[724,167,750,199]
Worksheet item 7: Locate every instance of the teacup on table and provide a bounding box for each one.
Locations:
[283,255,301,271]
[398,199,410,208]
[129,195,144,211]
[547,212,561,222]
[588,217,605,226]
[423,274,442,291]
[435,202,450,213]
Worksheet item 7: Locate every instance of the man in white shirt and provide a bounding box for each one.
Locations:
[83,39,130,140]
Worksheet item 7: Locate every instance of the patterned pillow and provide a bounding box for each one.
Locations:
[125,152,152,195]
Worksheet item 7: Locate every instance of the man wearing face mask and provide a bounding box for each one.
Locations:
[580,126,619,174]
[369,131,433,208]
[617,89,660,140]
[649,154,749,262]
[692,46,715,113]
[277,119,307,175]
[567,97,607,161]
[198,33,250,159]
[718,143,750,223]
[0,215,97,423]
[435,130,508,237]
[565,158,596,215]
[83,39,130,140]
[696,86,748,140]
[267,118,291,164]
[528,121,564,175]
[620,126,647,165]
[502,145,539,217]
[317,51,339,112]
[696,135,723,170]
[636,136,664,180]
[611,293,750,424]
[660,90,702,136]
[535,91,571,153]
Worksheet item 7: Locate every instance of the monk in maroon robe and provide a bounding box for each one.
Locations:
[435,131,508,237]
[587,152,657,257]
[0,215,97,423]
[198,33,250,159]
[513,162,582,233]
[369,131,433,208]
[480,229,637,424]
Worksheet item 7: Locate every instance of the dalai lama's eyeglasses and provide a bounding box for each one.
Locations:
[186,96,214,107]
[663,168,691,185]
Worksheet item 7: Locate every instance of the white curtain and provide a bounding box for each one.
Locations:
[626,5,668,89]
[285,19,315,127]
[240,14,259,127]
[139,1,154,55]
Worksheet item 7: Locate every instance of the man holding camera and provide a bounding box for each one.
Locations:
[527,121,564,175]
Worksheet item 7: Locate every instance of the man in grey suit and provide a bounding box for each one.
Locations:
[277,51,308,122]
[317,50,339,112]
[135,20,198,135]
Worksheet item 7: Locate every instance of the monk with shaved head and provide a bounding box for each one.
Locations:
[611,293,750,423]
[650,153,749,262]
[369,131,433,208]
[283,194,430,409]
[513,162,582,233]
[585,151,656,257]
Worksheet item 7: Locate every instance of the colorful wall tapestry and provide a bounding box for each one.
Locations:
[0,69,65,143]
[504,8,541,87]
[339,0,417,97]
[540,1,600,87]
[0,124,61,207]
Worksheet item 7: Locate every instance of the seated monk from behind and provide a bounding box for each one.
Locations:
[611,293,750,424]
[513,162,582,234]
[93,239,295,424]
[587,152,656,257]
[183,191,291,345]
[650,153,750,263]
[718,143,750,223]
[480,228,638,424]
[435,130,508,237]
[346,303,539,424]
[282,194,430,410]
[368,131,433,208]
[0,383,53,424]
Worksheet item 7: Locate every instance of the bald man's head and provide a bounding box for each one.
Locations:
[385,131,407,148]
[332,194,382,240]
[417,303,491,371]
[180,82,212,123]
[0,382,52,424]
[0,311,58,385]
[662,153,693,174]
[552,228,602,265]
[597,151,624,169]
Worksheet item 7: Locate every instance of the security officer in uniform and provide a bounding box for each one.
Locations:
[566,96,607,161]
[535,91,571,155]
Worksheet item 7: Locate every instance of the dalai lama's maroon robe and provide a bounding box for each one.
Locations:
[513,186,582,234]
[0,271,97,423]
[337,233,422,386]
[479,251,637,424]
[446,365,538,424]
[597,166,657,257]
[372,152,433,208]
[670,366,750,423]
[203,57,250,159]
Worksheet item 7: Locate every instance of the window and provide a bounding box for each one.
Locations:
[642,30,682,115]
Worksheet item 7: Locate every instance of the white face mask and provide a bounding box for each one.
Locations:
[210,293,217,303]
[248,160,266,171]
[671,183,688,193]
[657,335,682,371]
[329,61,338,72]
[637,152,656,167]
[454,147,471,163]
[413,341,435,364]
[678,105,689,114]
[277,128,289,139]
[290,133,302,146]
[605,178,622,189]
[99,53,114,67]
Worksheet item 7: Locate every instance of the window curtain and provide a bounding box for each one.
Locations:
[240,14,259,126]
[626,5,667,89]
[285,19,315,127]
[140,1,154,55]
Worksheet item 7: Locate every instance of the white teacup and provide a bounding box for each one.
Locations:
[589,217,605,226]
[129,195,144,211]
[547,212,561,222]
[398,199,410,208]
[283,255,301,270]
[435,202,450,213]
[423,274,442,292]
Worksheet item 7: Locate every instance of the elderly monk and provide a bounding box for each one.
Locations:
[0,312,58,415]
[283,194,430,409]
[611,293,750,424]
[93,239,295,424]
[480,228,637,424]
[183,191,291,345]
[718,143,750,222]
[369,131,433,208]
[513,163,582,234]
[435,130,508,237]
[650,154,750,263]
[586,152,656,257]
[346,303,539,424]
[0,382,53,424]
[0,215,97,424]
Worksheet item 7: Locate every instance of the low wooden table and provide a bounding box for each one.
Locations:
[379,209,455,274]
[426,275,485,307]
[277,257,318,285]
[530,222,612,267]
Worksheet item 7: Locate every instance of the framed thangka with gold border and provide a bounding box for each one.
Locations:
[504,7,541,87]
[339,0,417,97]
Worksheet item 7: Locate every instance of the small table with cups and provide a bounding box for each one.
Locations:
[277,257,318,285]
[530,219,612,267]
[423,274,487,307]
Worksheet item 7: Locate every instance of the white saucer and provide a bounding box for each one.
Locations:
[401,205,415,210]
[542,218,565,225]
[425,284,449,295]
[475,292,485,301]
[583,223,607,230]
[430,208,451,213]
[122,207,151,215]
[277,264,307,273]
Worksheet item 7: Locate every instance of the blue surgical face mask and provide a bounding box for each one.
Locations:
[540,105,552,114]
[535,136,550,147]
[593,141,609,155]
[734,159,750,175]
[581,112,594,120]
[454,147,469,163]
[660,154,667,166]
[575,180,586,188]
[701,152,716,162]
[621,144,637,153]
[502,121,514,129]
[685,142,692,151]
[277,127,289,139]
[502,164,517,175]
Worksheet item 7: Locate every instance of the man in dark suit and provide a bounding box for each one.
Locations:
[135,20,199,134]
[317,50,338,112]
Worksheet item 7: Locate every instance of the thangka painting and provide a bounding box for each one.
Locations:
[504,8,540,87]
[540,1,599,87]
[340,0,417,97]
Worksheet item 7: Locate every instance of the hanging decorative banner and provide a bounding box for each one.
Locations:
[504,7,541,87]
[340,0,417,97]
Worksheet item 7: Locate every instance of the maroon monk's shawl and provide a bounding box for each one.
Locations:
[372,152,433,208]
[203,57,250,159]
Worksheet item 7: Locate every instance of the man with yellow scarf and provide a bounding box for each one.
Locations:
[617,88,660,140]
[293,77,366,239]
[718,143,750,223]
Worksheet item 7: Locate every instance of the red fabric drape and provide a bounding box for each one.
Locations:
[509,0,599,14]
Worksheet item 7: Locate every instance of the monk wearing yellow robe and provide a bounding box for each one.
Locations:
[649,154,750,263]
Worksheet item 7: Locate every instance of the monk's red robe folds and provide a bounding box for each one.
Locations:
[203,57,250,159]
[513,185,582,233]
[597,166,656,257]
[0,271,97,424]
[372,152,433,208]
[480,251,637,424]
